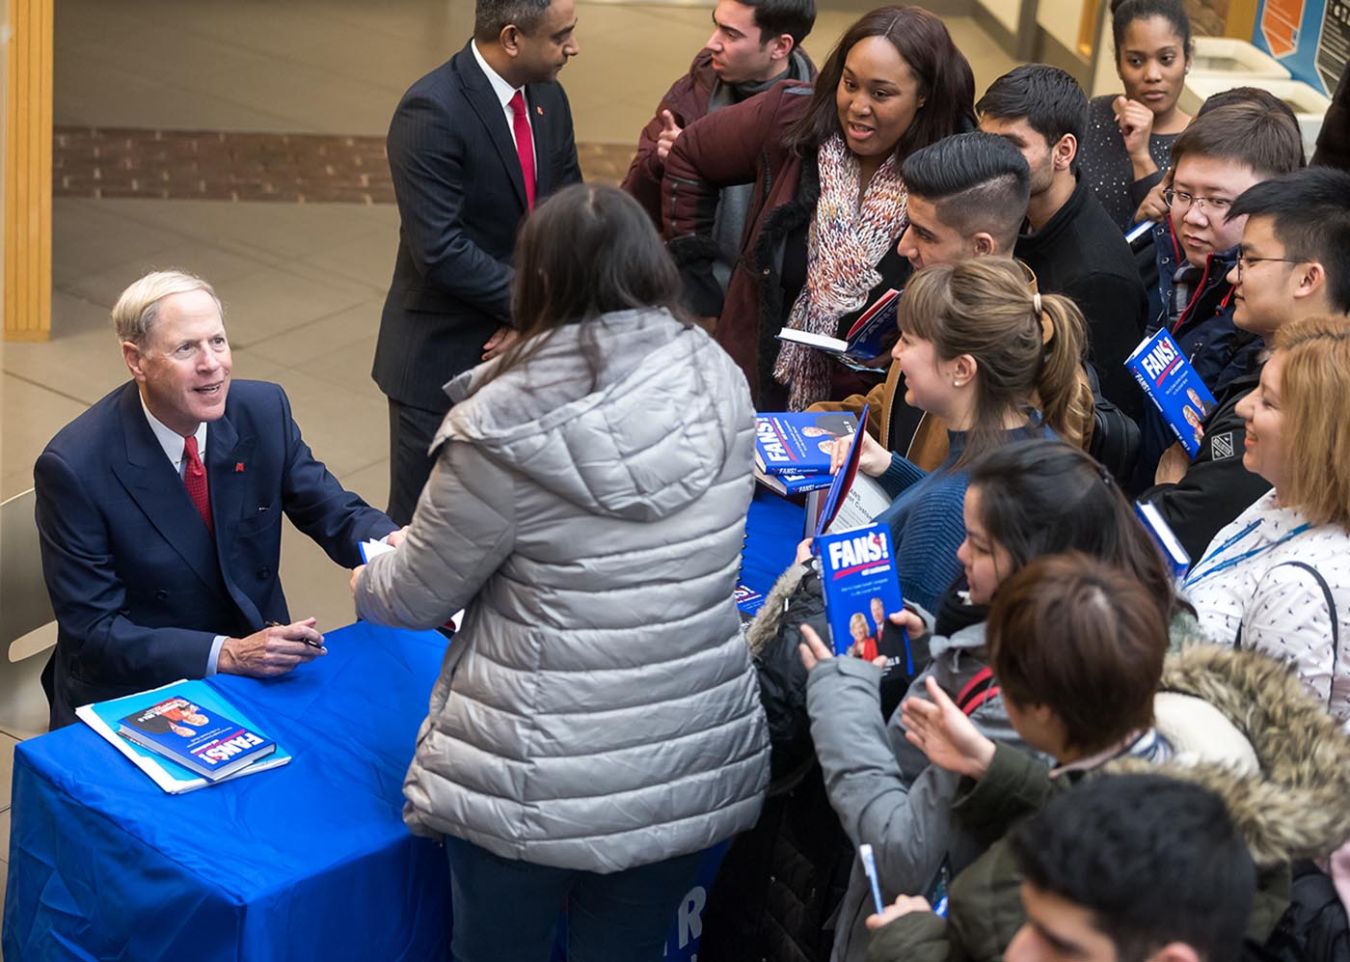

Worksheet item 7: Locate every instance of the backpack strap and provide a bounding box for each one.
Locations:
[1275,560,1340,713]
[955,666,1000,716]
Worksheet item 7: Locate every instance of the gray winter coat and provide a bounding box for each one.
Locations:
[354,307,771,873]
[807,615,1026,962]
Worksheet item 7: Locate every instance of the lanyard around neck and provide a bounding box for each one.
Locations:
[1184,518,1312,588]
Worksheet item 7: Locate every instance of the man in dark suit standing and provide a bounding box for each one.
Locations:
[35,271,398,728]
[373,0,583,524]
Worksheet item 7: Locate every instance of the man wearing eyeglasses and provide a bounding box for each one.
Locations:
[1128,102,1303,492]
[1139,167,1350,559]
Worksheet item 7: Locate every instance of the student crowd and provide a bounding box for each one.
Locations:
[28,0,1350,958]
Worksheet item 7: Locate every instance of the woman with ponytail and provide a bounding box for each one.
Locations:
[845,257,1093,610]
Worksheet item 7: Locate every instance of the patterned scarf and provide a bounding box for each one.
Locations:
[773,134,909,409]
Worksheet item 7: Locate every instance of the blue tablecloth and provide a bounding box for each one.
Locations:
[2,493,804,962]
[3,622,453,962]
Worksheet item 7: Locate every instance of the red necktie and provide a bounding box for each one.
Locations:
[183,435,213,535]
[509,90,536,210]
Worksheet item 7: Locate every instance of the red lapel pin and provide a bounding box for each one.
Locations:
[235,462,245,473]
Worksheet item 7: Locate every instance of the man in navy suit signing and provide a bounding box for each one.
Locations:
[372,0,583,524]
[35,271,399,728]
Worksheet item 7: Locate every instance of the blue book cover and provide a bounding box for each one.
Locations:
[813,405,869,537]
[776,290,901,372]
[814,523,908,667]
[119,693,276,781]
[839,288,901,365]
[754,411,858,476]
[734,584,765,617]
[78,679,291,793]
[1124,329,1217,457]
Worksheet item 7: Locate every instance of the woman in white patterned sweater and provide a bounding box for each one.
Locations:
[1185,315,1350,724]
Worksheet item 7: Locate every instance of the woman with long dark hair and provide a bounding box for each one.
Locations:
[351,184,770,962]
[664,5,975,409]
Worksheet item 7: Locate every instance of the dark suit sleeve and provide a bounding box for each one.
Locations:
[269,387,397,567]
[387,90,514,320]
[35,449,217,688]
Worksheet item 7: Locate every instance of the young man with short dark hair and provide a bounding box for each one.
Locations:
[979,64,1149,418]
[1006,775,1255,962]
[1142,166,1350,558]
[622,0,815,272]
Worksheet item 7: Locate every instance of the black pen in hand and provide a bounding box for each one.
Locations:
[266,621,325,649]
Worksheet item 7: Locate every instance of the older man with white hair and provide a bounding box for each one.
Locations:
[34,270,397,728]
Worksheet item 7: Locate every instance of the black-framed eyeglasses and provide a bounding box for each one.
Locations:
[1162,188,1233,216]
[1236,254,1301,280]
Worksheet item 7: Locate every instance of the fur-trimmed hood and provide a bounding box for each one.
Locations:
[1110,646,1350,867]
[746,560,808,657]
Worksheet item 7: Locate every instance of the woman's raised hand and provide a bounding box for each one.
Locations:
[900,675,996,779]
[1113,95,1156,163]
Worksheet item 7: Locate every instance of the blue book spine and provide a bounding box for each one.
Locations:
[754,412,858,476]
[1124,330,1217,458]
[815,524,905,658]
[761,471,836,496]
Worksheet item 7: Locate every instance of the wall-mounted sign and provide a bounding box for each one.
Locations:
[1252,0,1349,94]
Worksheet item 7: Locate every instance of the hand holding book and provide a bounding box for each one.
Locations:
[826,429,890,477]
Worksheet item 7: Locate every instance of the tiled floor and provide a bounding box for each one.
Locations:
[1,0,1016,933]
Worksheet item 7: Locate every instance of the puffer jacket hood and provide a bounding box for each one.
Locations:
[1111,645,1350,867]
[442,308,734,521]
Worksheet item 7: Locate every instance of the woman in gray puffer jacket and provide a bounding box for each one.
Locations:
[352,185,770,962]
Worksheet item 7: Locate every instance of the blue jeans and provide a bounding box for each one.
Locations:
[445,836,707,962]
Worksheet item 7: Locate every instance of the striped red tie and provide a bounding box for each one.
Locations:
[183,435,213,535]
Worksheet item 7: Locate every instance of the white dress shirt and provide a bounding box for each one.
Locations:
[470,40,537,167]
[139,397,227,674]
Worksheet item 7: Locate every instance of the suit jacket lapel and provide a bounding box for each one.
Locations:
[206,414,264,628]
[110,386,221,592]
[455,44,529,212]
[526,86,552,199]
